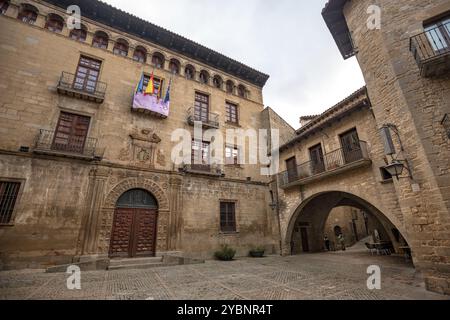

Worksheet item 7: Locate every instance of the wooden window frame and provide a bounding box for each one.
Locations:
[424,15,450,54]
[0,178,25,226]
[45,14,64,33]
[52,111,91,155]
[220,201,237,233]
[74,55,102,93]
[18,8,38,24]
[92,32,109,49]
[194,92,210,122]
[113,40,129,57]
[225,102,239,125]
[133,48,147,63]
[225,145,240,166]
[70,27,87,42]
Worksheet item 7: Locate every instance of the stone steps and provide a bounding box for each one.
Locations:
[108,257,165,271]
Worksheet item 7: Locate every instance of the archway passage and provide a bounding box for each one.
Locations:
[109,189,158,258]
[288,192,410,258]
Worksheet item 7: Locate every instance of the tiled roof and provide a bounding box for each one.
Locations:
[43,0,270,87]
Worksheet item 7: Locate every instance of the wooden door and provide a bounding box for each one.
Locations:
[300,228,310,253]
[285,157,298,183]
[194,92,209,122]
[74,56,101,93]
[309,144,325,174]
[52,112,90,154]
[340,129,362,164]
[191,140,210,172]
[110,208,158,258]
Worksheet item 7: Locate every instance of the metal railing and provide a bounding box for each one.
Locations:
[278,141,370,187]
[34,129,101,159]
[57,72,107,100]
[410,24,450,71]
[187,107,220,128]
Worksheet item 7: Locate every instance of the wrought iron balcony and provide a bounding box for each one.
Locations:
[187,107,220,129]
[278,141,371,188]
[56,72,107,103]
[181,163,224,177]
[34,129,104,161]
[410,24,450,77]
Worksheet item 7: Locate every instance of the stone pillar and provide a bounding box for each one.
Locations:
[76,167,110,259]
[168,175,183,250]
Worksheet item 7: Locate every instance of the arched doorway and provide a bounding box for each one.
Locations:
[109,189,158,258]
[286,191,410,258]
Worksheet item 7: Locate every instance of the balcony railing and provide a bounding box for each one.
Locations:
[56,72,107,103]
[410,24,450,77]
[187,107,220,129]
[278,141,371,188]
[34,129,103,161]
[181,163,224,177]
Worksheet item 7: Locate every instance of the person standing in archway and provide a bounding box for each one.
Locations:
[324,235,331,251]
[338,234,346,251]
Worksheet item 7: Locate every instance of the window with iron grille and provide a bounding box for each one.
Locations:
[220,202,236,233]
[0,181,21,224]
[225,102,238,124]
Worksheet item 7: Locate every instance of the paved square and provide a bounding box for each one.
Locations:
[1,250,449,300]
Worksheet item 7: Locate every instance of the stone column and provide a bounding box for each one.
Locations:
[168,175,183,251]
[76,166,110,259]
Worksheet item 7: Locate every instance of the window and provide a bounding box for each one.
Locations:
[185,65,195,80]
[17,4,38,24]
[70,25,87,42]
[152,52,165,68]
[286,157,298,183]
[74,56,102,93]
[194,92,209,122]
[220,202,236,233]
[237,85,246,98]
[133,46,147,63]
[45,13,64,33]
[0,181,20,225]
[169,59,180,74]
[92,31,109,49]
[339,128,362,163]
[225,145,240,165]
[425,16,450,52]
[309,144,325,174]
[143,75,163,98]
[113,39,129,57]
[380,167,393,181]
[226,80,234,94]
[191,140,210,171]
[213,75,223,89]
[0,0,9,15]
[199,70,210,84]
[53,112,91,154]
[225,102,238,124]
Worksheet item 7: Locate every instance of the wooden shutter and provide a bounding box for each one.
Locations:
[53,112,90,154]
[194,93,209,122]
[74,56,101,93]
[220,202,236,233]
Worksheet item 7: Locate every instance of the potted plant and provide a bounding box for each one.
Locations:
[249,246,265,258]
[214,245,236,261]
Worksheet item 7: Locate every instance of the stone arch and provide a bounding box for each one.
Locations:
[98,178,170,254]
[283,190,410,257]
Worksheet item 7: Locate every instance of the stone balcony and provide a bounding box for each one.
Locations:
[33,129,104,161]
[278,141,371,189]
[56,72,107,103]
[410,25,450,78]
[180,164,224,177]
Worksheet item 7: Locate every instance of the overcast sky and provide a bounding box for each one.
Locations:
[102,0,365,129]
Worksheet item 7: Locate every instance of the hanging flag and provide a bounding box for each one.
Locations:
[164,78,172,105]
[135,73,144,94]
[144,72,154,95]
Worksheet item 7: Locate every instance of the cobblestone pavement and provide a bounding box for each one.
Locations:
[1,250,449,300]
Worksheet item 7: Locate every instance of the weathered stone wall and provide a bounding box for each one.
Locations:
[342,0,450,294]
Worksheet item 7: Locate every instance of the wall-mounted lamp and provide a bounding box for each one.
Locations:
[380,124,414,180]
[442,114,450,139]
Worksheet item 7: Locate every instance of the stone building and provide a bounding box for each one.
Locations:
[0,0,280,269]
[273,0,450,295]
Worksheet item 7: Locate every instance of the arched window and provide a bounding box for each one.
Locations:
[237,85,247,98]
[45,13,64,33]
[213,75,223,89]
[113,39,129,57]
[92,31,109,49]
[185,65,195,80]
[0,0,9,15]
[226,80,234,94]
[133,46,147,63]
[169,59,180,74]
[152,52,165,68]
[199,70,210,84]
[116,189,158,209]
[17,4,38,24]
[69,24,87,42]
